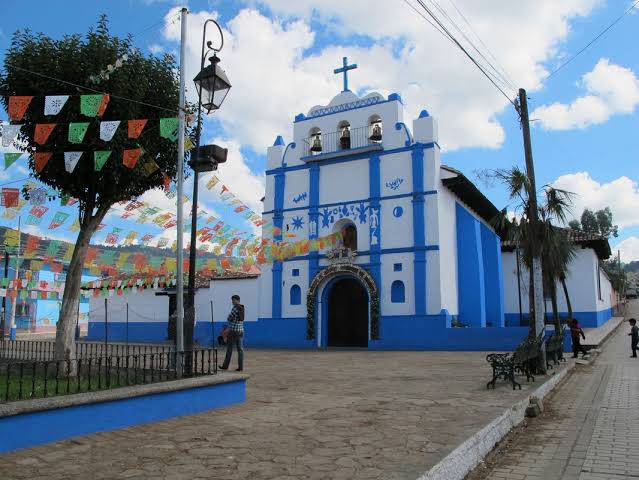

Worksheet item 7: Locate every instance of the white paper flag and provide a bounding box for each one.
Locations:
[64,151,83,173]
[100,121,120,141]
[44,95,69,116]
[1,124,22,147]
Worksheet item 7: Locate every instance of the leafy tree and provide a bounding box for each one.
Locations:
[0,17,180,362]
[575,207,619,238]
[580,209,598,234]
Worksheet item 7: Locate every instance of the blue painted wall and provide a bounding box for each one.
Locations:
[480,223,505,327]
[455,203,486,327]
[411,145,427,315]
[505,306,615,329]
[0,379,246,453]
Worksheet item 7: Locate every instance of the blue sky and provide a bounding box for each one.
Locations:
[1,0,638,260]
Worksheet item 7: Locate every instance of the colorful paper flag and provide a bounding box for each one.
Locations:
[48,211,70,229]
[142,159,159,176]
[0,188,20,208]
[69,123,90,143]
[80,94,106,117]
[123,148,141,168]
[44,95,69,116]
[34,152,52,173]
[8,96,33,121]
[64,151,83,173]
[206,175,219,190]
[159,118,179,141]
[128,119,147,139]
[4,153,22,170]
[99,121,120,141]
[94,150,111,171]
[1,124,22,147]
[97,94,110,117]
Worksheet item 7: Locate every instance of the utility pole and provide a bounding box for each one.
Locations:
[1,251,9,339]
[516,88,546,370]
[175,7,188,364]
[8,217,21,341]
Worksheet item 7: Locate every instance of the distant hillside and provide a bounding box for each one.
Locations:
[625,261,639,274]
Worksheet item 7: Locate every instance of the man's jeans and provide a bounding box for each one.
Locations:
[222,332,244,370]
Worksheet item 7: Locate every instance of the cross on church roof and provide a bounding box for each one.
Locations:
[334,56,357,93]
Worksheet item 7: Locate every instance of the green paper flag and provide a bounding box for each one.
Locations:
[4,153,22,170]
[69,123,90,144]
[159,118,179,141]
[80,94,104,117]
[94,150,111,171]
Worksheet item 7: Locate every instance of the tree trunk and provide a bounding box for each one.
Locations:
[528,262,535,337]
[560,276,573,321]
[54,208,108,367]
[550,282,560,333]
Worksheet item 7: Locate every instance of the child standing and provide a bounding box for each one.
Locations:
[570,319,587,358]
[628,318,638,358]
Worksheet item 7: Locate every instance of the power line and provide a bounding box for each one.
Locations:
[4,63,178,114]
[426,0,517,93]
[545,0,639,81]
[407,0,517,105]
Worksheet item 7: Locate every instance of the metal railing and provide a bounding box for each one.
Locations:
[0,340,174,362]
[1,349,217,403]
[302,125,381,158]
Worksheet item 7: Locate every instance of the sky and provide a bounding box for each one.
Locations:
[0,0,637,261]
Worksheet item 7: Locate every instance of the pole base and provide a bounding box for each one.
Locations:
[9,326,17,341]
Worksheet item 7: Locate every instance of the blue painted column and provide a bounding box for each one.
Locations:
[455,204,486,327]
[411,145,426,316]
[308,163,320,283]
[481,224,505,327]
[369,154,381,336]
[271,169,285,319]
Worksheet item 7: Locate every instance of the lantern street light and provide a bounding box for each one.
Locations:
[184,19,231,374]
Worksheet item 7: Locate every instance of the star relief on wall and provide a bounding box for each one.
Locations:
[291,216,305,230]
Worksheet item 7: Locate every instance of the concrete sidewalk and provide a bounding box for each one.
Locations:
[468,300,638,480]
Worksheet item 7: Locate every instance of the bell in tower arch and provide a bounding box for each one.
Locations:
[340,125,351,150]
[369,122,382,142]
[310,134,322,153]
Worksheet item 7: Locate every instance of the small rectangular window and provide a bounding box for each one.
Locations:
[292,269,300,277]
[393,263,402,272]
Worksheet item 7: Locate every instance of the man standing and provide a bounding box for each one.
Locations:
[570,319,587,358]
[628,318,638,358]
[219,295,244,371]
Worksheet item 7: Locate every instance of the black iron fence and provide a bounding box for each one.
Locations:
[0,340,174,362]
[1,349,217,404]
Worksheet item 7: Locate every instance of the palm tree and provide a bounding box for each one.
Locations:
[492,167,576,336]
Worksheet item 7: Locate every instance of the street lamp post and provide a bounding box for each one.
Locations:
[185,19,231,374]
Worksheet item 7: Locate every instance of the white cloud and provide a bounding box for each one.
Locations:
[612,236,639,263]
[551,172,639,229]
[148,43,164,55]
[162,1,601,152]
[532,59,639,130]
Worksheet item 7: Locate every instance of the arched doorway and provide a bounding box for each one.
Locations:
[327,278,368,347]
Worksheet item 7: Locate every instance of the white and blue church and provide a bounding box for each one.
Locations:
[87,59,618,350]
[254,58,513,349]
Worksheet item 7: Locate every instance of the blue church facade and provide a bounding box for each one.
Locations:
[250,73,522,350]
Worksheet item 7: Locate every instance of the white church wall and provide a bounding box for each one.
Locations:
[319,159,368,204]
[423,146,441,192]
[196,278,259,323]
[89,290,169,326]
[263,176,275,212]
[266,143,285,170]
[381,253,415,315]
[282,169,310,210]
[502,248,614,327]
[437,185,460,315]
[380,152,412,196]
[380,196,413,249]
[281,260,308,318]
[258,265,273,319]
[426,250,443,315]
[424,194,439,246]
[413,113,438,145]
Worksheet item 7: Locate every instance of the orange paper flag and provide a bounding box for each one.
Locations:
[123,148,142,169]
[34,152,52,173]
[8,96,33,121]
[97,94,110,117]
[128,119,147,139]
[34,124,57,145]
